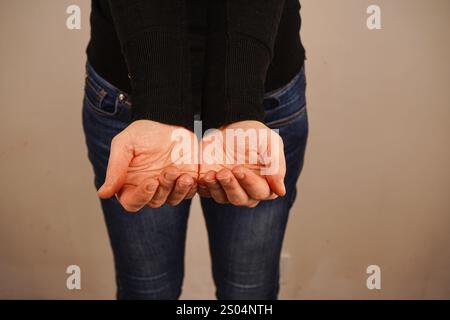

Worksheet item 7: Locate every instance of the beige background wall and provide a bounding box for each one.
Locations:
[0,0,449,299]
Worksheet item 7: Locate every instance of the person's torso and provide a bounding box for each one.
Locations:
[87,0,305,111]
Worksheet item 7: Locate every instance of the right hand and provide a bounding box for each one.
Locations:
[97,120,198,212]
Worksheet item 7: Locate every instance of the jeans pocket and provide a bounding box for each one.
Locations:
[264,68,307,129]
[84,76,119,117]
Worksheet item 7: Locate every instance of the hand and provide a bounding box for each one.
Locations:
[97,120,198,212]
[198,120,286,207]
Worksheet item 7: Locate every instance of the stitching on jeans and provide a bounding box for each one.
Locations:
[84,95,118,118]
[266,104,306,128]
[85,76,107,100]
[267,91,303,113]
[119,272,168,281]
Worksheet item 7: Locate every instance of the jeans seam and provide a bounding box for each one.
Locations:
[266,103,306,128]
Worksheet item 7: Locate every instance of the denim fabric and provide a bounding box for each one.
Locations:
[82,62,308,300]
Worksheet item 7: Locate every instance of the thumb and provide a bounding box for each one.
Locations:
[97,134,134,199]
[261,131,286,197]
[266,175,286,197]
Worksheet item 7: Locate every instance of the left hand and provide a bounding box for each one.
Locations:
[198,120,286,207]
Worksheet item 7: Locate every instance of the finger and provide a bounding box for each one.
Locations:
[185,182,198,199]
[204,171,228,204]
[232,166,271,200]
[264,135,287,197]
[268,192,279,200]
[116,178,159,213]
[197,183,211,198]
[247,199,260,208]
[166,174,194,206]
[98,134,133,199]
[216,168,249,206]
[265,175,286,197]
[148,167,181,208]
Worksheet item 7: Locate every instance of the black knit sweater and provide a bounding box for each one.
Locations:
[87,0,305,131]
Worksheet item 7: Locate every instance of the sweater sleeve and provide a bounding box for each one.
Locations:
[108,0,193,130]
[202,0,286,130]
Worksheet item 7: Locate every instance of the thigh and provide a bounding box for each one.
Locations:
[82,63,191,299]
[201,67,309,300]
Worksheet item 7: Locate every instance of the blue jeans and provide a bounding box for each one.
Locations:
[82,62,308,300]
